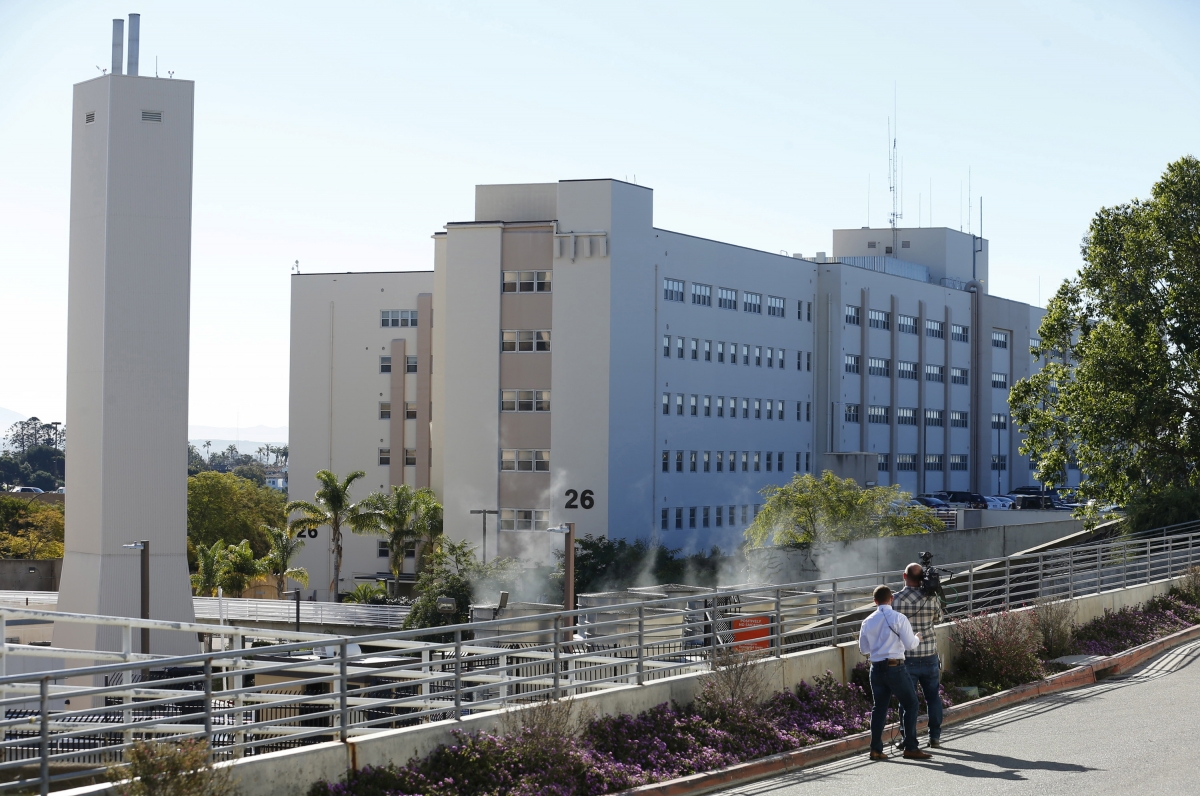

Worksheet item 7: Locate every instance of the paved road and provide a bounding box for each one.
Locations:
[716,639,1200,796]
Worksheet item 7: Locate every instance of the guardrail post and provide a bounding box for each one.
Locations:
[338,639,349,742]
[1168,536,1174,579]
[774,589,783,657]
[453,629,463,720]
[39,675,49,796]
[830,582,838,645]
[1004,559,1011,610]
[1146,539,1152,584]
[233,633,244,757]
[636,605,645,686]
[552,616,561,699]
[1068,548,1074,599]
[203,657,213,757]
[1037,555,1044,600]
[1122,543,1128,589]
[967,563,974,613]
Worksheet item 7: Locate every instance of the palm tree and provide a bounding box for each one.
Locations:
[216,540,267,597]
[342,582,386,604]
[262,525,310,599]
[287,469,371,601]
[409,488,444,570]
[191,540,224,596]
[356,485,419,578]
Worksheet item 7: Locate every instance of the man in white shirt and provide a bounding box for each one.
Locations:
[858,584,932,761]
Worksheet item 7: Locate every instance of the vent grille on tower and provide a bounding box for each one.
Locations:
[141,110,162,123]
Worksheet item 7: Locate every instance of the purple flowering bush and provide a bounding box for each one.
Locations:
[1072,593,1200,656]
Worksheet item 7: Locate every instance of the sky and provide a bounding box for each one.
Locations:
[1,0,1198,431]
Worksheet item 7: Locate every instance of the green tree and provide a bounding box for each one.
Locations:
[287,470,372,600]
[342,582,387,604]
[187,471,285,556]
[232,461,267,486]
[1011,156,1200,508]
[215,539,266,597]
[744,471,942,547]
[356,485,444,577]
[403,538,521,634]
[261,525,309,598]
[190,540,224,597]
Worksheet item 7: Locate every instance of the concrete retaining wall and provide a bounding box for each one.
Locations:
[62,574,1183,796]
[747,517,1084,583]
[0,559,61,591]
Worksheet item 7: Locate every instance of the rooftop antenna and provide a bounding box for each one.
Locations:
[968,167,972,236]
[96,65,107,75]
[293,260,301,274]
[888,85,902,254]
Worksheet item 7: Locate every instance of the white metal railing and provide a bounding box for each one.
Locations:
[1,529,1197,794]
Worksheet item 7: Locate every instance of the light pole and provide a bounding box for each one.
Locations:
[549,523,576,626]
[469,509,499,563]
[283,589,302,633]
[122,540,150,680]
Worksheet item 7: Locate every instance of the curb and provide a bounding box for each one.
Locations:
[616,623,1200,796]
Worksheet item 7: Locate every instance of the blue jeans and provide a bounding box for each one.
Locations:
[869,660,919,753]
[899,654,943,742]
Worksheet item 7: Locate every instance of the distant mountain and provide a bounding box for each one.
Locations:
[188,425,287,443]
[0,407,27,429]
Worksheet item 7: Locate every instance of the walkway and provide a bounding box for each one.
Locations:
[716,639,1200,795]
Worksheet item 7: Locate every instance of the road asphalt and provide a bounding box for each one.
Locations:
[714,639,1200,796]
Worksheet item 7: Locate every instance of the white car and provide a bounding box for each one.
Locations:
[984,495,1012,510]
[9,486,44,493]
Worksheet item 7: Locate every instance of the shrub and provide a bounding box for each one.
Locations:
[109,739,236,796]
[1072,594,1200,656]
[1170,566,1200,606]
[950,611,1043,691]
[1031,597,1076,659]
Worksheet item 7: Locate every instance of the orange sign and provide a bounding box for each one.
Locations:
[731,615,773,651]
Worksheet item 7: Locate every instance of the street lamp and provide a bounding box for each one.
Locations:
[547,523,576,626]
[469,509,499,563]
[283,589,302,633]
[122,540,150,681]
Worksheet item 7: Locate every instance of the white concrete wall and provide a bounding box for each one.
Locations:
[57,74,196,654]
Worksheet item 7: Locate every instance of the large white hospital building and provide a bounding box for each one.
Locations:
[289,179,1062,599]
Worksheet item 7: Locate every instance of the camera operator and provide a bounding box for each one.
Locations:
[891,561,944,749]
[857,585,932,761]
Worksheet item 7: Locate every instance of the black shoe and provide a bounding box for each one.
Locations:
[929,739,942,749]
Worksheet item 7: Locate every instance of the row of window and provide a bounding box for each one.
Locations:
[380,310,418,328]
[500,508,551,530]
[874,453,1008,472]
[844,356,972,384]
[663,278,812,320]
[662,449,808,473]
[845,307,970,341]
[500,449,550,472]
[662,394,810,421]
[663,336,812,371]
[500,390,550,412]
[844,406,970,426]
[378,448,418,466]
[663,504,763,530]
[379,402,418,419]
[501,330,551,352]
[502,271,552,293]
[377,540,417,558]
[379,356,418,373]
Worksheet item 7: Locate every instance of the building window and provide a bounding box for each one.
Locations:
[925,409,944,427]
[878,453,890,472]
[765,400,773,420]
[501,390,550,412]
[845,404,860,423]
[740,451,748,472]
[718,287,738,310]
[676,394,684,415]
[379,402,391,419]
[1030,338,1041,356]
[743,292,762,313]
[867,241,877,249]
[500,449,550,472]
[703,450,711,472]
[691,283,712,306]
[755,346,763,367]
[675,451,684,472]
[796,351,803,371]
[740,344,748,365]
[406,355,418,373]
[690,395,698,416]
[702,506,710,527]
[952,324,969,343]
[951,367,969,385]
[663,278,685,302]
[991,413,1009,429]
[806,301,812,322]
[992,372,1008,389]
[754,398,762,419]
[753,451,761,471]
[868,405,890,424]
[805,452,811,472]
[898,315,918,335]
[767,296,785,317]
[925,364,945,383]
[378,540,389,558]
[765,451,773,472]
[806,401,811,421]
[717,396,725,417]
[992,454,1008,471]
[898,361,917,380]
[704,395,712,416]
[950,454,968,471]
[662,450,669,472]
[676,336,685,358]
[807,351,812,371]
[728,451,736,472]
[378,448,391,465]
[661,508,669,530]
[897,407,917,426]
[381,309,418,327]
[502,270,552,293]
[765,346,773,368]
[499,509,550,531]
[501,330,551,352]
[685,507,694,528]
[741,398,749,418]
[675,508,683,529]
[992,331,1009,349]
[704,340,712,361]
[845,305,861,325]
[896,454,917,472]
[925,454,944,472]
[405,402,417,419]
[663,335,670,357]
[689,451,698,472]
[379,356,392,373]
[775,348,784,368]
[716,503,723,525]
[404,449,416,466]
[926,319,945,339]
[868,309,890,329]
[691,338,699,360]
[776,400,784,421]
[716,450,724,472]
[845,354,860,374]
[868,357,890,377]
[662,393,670,415]
[950,410,969,428]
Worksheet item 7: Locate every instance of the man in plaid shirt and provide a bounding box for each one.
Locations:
[891,562,943,748]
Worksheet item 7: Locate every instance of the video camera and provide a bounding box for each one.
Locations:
[917,551,952,601]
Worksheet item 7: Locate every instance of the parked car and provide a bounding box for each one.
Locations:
[987,495,1014,509]
[914,495,951,509]
[930,491,988,509]
[9,486,44,493]
[1009,494,1056,510]
[54,487,65,494]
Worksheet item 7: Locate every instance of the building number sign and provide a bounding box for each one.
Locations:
[564,489,595,509]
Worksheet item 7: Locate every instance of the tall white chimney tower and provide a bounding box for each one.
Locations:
[55,15,197,654]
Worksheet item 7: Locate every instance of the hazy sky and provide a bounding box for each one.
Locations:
[1,1,1197,430]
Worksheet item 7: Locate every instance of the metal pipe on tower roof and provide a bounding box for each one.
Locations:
[111,18,124,75]
[127,14,140,76]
